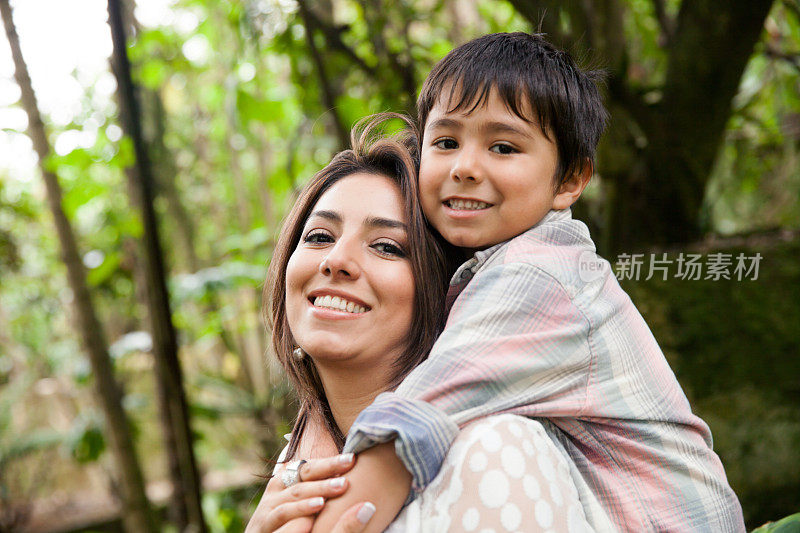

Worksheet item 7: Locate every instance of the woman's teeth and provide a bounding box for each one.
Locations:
[313,295,367,314]
[447,199,490,210]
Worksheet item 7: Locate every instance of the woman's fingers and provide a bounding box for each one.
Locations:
[272,517,314,533]
[270,476,349,505]
[329,502,377,533]
[256,497,326,532]
[278,453,355,483]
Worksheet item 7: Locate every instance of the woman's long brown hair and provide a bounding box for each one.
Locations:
[265,113,454,459]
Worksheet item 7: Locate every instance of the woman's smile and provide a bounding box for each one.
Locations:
[307,294,369,318]
[307,289,370,315]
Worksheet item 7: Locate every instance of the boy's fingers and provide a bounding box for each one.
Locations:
[329,502,377,533]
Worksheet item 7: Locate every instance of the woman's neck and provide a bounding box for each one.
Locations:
[314,363,392,434]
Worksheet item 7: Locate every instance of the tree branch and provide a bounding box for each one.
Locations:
[652,0,675,46]
[765,43,800,73]
[296,0,350,151]
[782,0,800,21]
[505,0,574,48]
[301,6,377,76]
[359,0,417,112]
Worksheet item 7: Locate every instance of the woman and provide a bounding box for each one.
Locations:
[247,117,593,532]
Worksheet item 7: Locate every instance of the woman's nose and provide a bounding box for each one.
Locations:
[450,145,483,183]
[319,241,361,279]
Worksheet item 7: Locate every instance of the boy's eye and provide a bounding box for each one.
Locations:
[490,143,517,155]
[433,138,458,150]
[303,230,334,244]
[371,241,407,258]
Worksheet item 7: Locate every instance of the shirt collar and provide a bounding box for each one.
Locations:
[449,209,573,285]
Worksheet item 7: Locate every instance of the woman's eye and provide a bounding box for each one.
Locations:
[372,241,406,258]
[303,231,333,244]
[490,143,517,155]
[433,138,458,150]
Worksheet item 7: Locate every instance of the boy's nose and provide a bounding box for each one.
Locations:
[450,146,483,183]
[319,241,361,280]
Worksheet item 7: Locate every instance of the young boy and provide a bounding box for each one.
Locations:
[315,32,744,532]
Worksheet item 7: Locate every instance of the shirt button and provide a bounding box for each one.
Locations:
[460,270,473,280]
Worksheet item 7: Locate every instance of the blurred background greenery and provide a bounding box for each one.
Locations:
[0,0,798,531]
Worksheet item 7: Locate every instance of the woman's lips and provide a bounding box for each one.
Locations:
[306,298,368,320]
[310,294,368,314]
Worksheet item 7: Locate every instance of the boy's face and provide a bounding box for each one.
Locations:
[419,90,573,251]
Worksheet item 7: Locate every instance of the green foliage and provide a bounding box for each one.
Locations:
[202,489,251,533]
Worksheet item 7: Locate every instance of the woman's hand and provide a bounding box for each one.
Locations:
[246,453,375,532]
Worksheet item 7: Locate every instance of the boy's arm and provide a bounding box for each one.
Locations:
[344,262,591,495]
[310,442,410,533]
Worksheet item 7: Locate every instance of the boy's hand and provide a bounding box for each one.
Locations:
[246,453,356,532]
[310,442,411,533]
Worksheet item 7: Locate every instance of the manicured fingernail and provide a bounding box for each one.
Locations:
[329,477,345,489]
[356,502,376,524]
[338,453,354,465]
[308,497,324,509]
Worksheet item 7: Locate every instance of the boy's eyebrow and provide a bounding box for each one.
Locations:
[482,120,534,139]
[427,117,462,131]
[427,117,534,139]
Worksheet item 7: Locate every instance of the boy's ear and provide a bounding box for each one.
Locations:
[552,160,593,210]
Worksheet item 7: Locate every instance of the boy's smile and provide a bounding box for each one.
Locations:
[419,89,577,251]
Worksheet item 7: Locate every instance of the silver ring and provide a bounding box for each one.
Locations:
[281,459,307,487]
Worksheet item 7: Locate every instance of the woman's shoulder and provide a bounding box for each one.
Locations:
[456,414,552,449]
[445,414,567,481]
[388,414,592,532]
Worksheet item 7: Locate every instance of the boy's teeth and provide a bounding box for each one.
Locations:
[448,199,490,210]
[313,296,366,314]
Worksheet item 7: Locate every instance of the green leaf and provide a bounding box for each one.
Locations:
[751,513,800,533]
[86,251,121,287]
[67,417,106,464]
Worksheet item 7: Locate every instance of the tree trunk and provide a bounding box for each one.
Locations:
[0,2,156,531]
[508,0,775,251]
[617,0,776,249]
[106,1,207,531]
[146,89,202,273]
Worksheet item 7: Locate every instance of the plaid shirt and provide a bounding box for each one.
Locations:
[343,209,744,532]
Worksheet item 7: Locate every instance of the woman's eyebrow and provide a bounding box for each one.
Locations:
[308,209,341,222]
[364,216,407,231]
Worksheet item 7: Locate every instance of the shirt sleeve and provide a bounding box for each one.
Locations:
[344,262,592,494]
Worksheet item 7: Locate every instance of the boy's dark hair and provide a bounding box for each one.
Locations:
[417,32,608,187]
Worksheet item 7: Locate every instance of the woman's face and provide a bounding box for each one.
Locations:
[285,173,415,374]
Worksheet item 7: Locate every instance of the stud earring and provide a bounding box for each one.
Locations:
[293,347,306,360]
